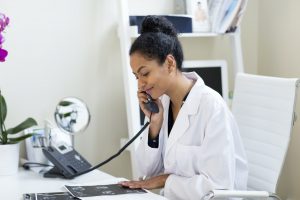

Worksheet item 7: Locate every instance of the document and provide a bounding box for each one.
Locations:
[23,192,78,200]
[23,178,164,200]
[65,184,146,198]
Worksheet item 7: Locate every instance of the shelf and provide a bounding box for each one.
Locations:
[179,32,235,38]
[129,30,236,38]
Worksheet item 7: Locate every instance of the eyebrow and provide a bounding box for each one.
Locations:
[133,66,146,75]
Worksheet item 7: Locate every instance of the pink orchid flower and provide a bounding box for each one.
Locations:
[0,13,9,62]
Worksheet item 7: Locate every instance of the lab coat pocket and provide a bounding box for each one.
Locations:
[175,144,202,177]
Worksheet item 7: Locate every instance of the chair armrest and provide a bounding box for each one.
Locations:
[202,190,281,200]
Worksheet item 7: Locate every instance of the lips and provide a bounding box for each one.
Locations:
[145,87,153,96]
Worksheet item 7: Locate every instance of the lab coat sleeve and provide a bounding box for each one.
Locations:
[135,124,164,178]
[164,103,236,200]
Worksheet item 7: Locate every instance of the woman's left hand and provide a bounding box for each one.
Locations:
[120,174,170,190]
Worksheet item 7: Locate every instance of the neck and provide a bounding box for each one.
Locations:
[166,72,193,108]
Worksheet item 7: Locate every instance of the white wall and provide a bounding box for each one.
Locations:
[0,0,131,178]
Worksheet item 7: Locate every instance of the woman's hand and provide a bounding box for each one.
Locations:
[120,174,170,190]
[138,91,164,139]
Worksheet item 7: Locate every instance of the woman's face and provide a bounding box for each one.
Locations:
[130,52,174,99]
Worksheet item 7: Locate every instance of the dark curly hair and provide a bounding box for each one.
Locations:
[129,15,184,71]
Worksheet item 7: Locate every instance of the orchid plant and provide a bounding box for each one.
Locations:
[0,91,38,144]
[0,13,9,62]
[0,13,38,144]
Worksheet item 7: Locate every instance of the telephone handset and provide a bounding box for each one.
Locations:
[144,93,159,113]
[42,142,91,179]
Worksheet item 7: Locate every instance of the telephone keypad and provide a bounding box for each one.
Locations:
[43,145,92,178]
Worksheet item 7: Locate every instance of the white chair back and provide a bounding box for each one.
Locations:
[231,73,299,193]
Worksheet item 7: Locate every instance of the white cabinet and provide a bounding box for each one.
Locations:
[117,0,244,179]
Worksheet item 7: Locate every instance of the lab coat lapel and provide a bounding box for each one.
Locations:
[166,107,190,153]
[165,75,204,155]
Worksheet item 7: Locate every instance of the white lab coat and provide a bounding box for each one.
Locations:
[136,72,248,200]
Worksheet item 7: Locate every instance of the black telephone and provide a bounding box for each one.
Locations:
[41,94,158,180]
[42,142,91,179]
[144,93,159,113]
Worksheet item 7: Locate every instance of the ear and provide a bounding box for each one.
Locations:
[165,54,176,73]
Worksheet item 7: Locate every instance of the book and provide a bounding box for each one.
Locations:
[218,0,243,33]
[227,0,248,32]
[213,0,233,32]
[208,0,225,32]
[208,0,248,33]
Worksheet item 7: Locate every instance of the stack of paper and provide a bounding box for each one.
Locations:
[23,178,167,200]
[65,184,146,200]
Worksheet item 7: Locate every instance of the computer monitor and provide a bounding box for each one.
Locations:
[182,60,229,102]
[139,60,229,125]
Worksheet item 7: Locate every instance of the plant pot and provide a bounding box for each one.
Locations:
[0,143,20,176]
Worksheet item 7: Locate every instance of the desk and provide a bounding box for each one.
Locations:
[0,168,167,200]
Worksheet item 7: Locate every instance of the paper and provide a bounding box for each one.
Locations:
[65,184,146,198]
[23,178,167,200]
[23,192,79,200]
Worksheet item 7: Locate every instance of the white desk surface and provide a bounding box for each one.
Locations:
[0,168,167,200]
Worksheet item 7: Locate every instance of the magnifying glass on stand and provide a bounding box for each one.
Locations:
[54,97,91,146]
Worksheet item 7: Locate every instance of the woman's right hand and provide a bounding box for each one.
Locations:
[138,91,163,139]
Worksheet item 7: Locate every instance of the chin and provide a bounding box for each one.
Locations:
[152,93,163,100]
[148,89,163,100]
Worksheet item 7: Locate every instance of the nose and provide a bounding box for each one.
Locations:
[138,78,146,91]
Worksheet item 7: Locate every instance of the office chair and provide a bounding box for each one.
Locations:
[202,73,300,200]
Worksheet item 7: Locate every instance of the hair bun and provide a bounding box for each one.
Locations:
[141,15,177,37]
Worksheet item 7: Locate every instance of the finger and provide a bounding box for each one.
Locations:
[137,92,152,117]
[119,181,130,187]
[128,182,143,189]
[137,92,148,103]
[121,181,144,189]
[119,181,128,185]
[120,181,139,187]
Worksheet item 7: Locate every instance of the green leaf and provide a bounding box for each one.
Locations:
[59,101,73,106]
[0,94,7,123]
[6,118,37,135]
[7,133,35,144]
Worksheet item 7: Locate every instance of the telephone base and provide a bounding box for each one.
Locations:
[43,166,67,179]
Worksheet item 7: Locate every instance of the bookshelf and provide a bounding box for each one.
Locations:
[117,0,244,179]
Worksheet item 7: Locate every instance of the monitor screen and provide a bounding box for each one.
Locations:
[182,67,223,96]
[182,60,228,101]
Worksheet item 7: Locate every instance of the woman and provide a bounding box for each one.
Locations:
[121,15,248,200]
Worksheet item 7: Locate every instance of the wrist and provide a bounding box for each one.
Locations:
[160,174,170,187]
[149,126,160,139]
[149,122,162,139]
